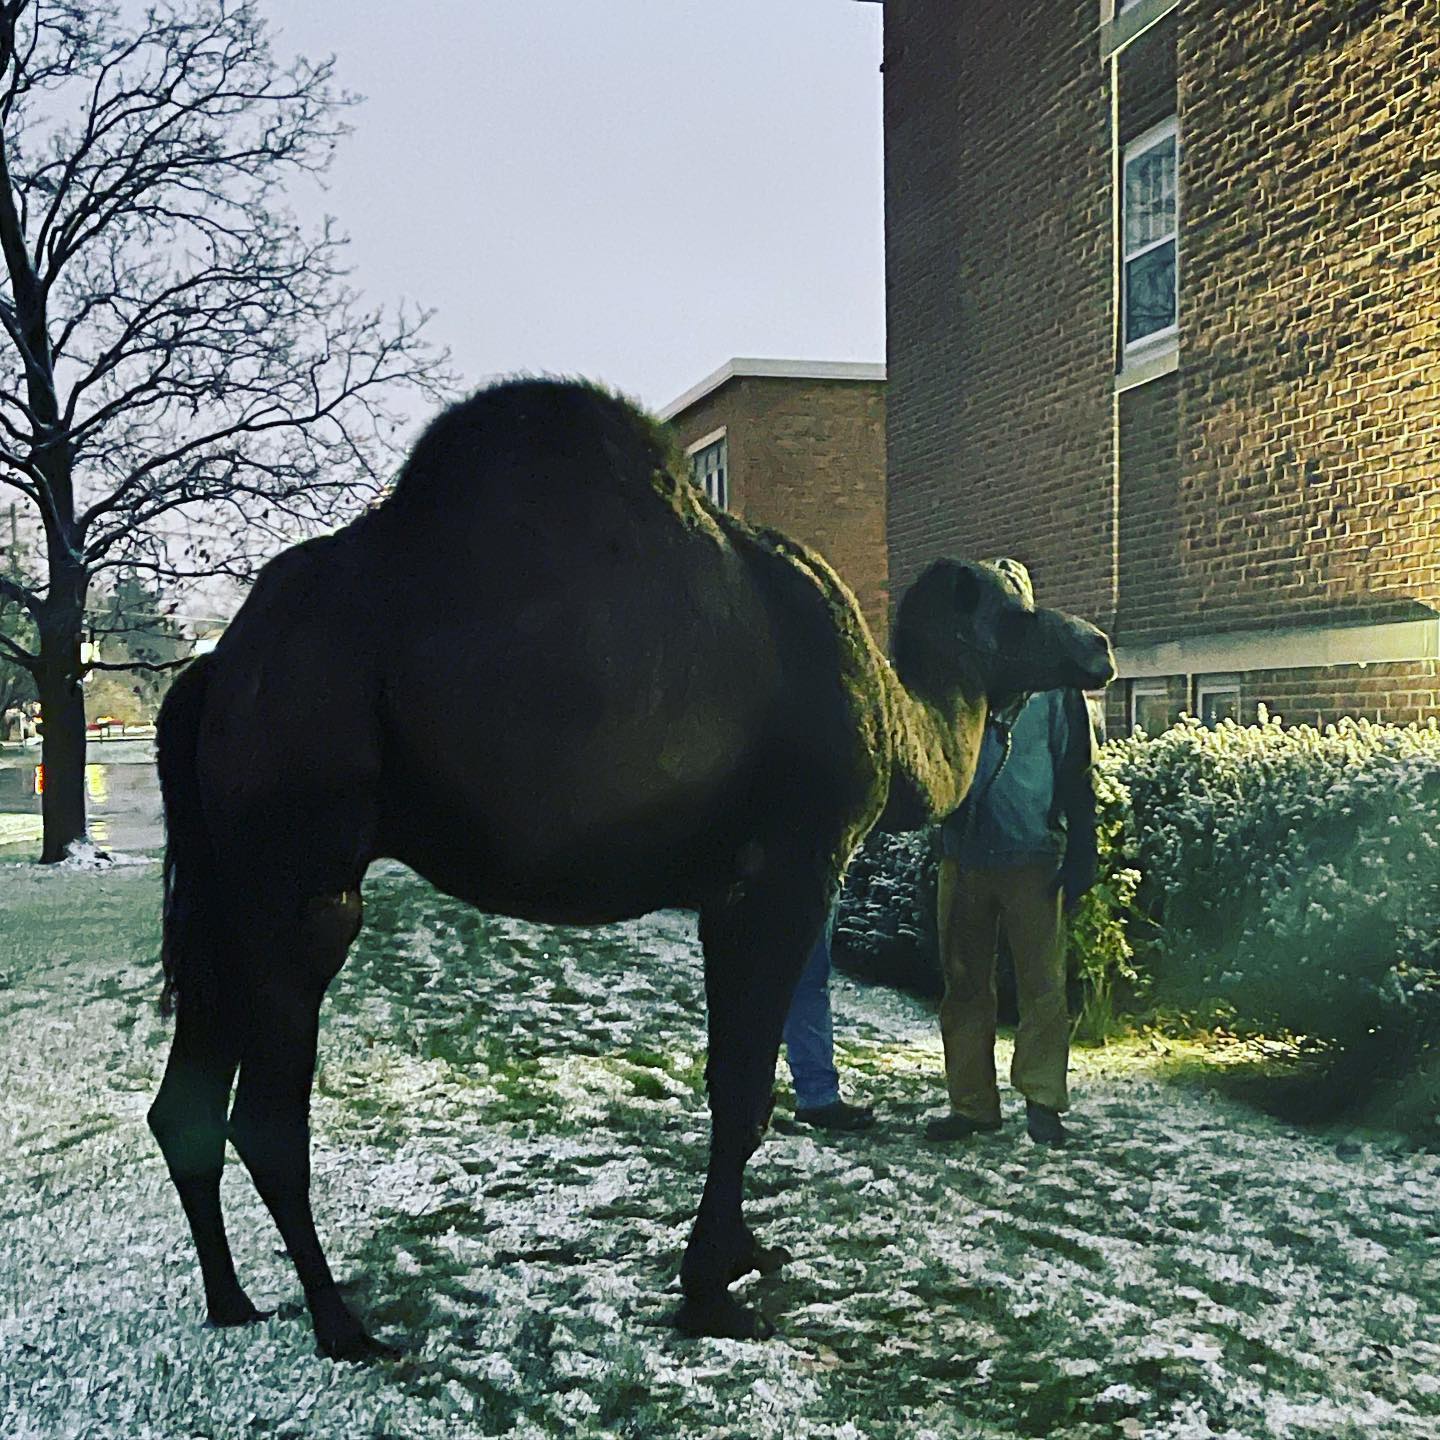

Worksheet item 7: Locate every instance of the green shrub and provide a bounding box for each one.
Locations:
[1104,712,1440,972]
[1103,712,1440,1133]
[1066,758,1146,1044]
[833,829,940,997]
[1224,747,1440,1080]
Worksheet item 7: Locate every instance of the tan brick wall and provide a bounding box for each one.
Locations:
[1118,372,1182,645]
[1242,659,1439,729]
[883,0,1116,631]
[885,0,1438,729]
[667,376,889,643]
[1175,0,1439,634]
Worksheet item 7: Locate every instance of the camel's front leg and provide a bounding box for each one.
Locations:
[678,870,825,1338]
[679,1125,772,1338]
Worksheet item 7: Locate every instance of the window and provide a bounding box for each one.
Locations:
[1129,679,1172,735]
[689,434,727,510]
[1196,674,1240,727]
[1122,118,1178,353]
[1084,692,1109,746]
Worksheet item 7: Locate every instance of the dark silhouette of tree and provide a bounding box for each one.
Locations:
[0,0,451,860]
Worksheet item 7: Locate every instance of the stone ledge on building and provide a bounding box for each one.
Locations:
[1116,615,1440,681]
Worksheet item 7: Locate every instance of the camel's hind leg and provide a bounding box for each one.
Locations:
[149,990,261,1327]
[226,886,380,1361]
[679,860,830,1339]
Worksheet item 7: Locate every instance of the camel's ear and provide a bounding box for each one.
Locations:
[952,565,982,612]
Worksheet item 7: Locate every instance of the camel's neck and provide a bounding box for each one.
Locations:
[878,665,988,831]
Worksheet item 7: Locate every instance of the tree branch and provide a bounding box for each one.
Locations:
[0,625,37,669]
[0,564,38,617]
[84,654,191,675]
[0,0,451,685]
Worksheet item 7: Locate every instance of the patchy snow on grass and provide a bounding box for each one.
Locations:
[55,838,156,871]
[1,861,1438,1438]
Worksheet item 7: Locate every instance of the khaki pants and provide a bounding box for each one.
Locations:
[935,858,1070,1121]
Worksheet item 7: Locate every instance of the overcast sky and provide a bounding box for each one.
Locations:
[268,0,885,417]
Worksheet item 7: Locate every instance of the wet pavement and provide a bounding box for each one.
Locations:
[0,738,163,858]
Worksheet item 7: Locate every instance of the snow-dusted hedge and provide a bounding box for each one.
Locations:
[1067,757,1144,1042]
[833,829,941,997]
[1105,712,1440,963]
[1107,714,1440,1086]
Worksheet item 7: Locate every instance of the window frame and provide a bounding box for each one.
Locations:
[1128,678,1171,735]
[1121,116,1180,359]
[1195,673,1241,728]
[1084,690,1110,747]
[686,428,729,511]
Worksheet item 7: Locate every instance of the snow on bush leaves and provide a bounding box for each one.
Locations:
[1105,712,1440,1130]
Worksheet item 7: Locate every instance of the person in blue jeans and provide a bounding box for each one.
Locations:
[783,909,875,1132]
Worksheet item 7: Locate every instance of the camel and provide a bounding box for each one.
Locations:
[146,378,1115,1359]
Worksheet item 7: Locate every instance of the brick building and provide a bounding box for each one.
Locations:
[883,0,1438,733]
[660,358,890,641]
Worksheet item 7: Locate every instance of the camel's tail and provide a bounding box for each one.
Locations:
[156,653,219,1018]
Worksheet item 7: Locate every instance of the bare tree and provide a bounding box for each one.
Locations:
[0,0,451,860]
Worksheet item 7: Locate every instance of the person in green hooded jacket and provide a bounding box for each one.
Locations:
[925,559,1099,1148]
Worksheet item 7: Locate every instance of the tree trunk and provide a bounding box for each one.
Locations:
[36,625,88,863]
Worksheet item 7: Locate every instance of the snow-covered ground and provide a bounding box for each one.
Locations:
[2,861,1437,1439]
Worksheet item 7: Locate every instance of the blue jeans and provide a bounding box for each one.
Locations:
[783,920,840,1111]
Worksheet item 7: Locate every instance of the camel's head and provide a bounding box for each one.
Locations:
[892,557,1116,709]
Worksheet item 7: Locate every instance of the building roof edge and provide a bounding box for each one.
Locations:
[658,358,886,421]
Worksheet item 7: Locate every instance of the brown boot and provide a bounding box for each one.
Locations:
[924,1111,1002,1141]
[795,1099,876,1132]
[1026,1100,1067,1147]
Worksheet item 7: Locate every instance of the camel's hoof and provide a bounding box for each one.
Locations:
[317,1326,402,1363]
[675,1295,775,1341]
[310,1285,400,1363]
[732,1243,792,1281]
[205,1295,272,1329]
[752,1244,792,1277]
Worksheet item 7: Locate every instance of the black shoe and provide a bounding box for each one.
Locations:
[924,1111,1002,1141]
[1026,1101,1068,1147]
[794,1099,875,1132]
